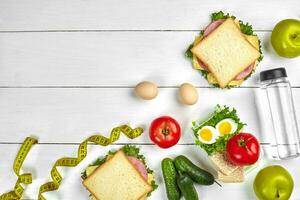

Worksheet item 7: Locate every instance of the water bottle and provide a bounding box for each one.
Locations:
[259,67,300,160]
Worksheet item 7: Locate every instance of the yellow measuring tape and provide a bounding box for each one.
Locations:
[0,137,38,200]
[37,125,143,200]
[0,125,142,199]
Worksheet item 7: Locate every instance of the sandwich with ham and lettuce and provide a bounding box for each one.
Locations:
[81,145,157,200]
[186,11,263,88]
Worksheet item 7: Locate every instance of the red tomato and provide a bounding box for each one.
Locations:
[149,116,181,148]
[226,133,260,166]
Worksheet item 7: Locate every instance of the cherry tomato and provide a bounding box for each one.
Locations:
[226,133,260,166]
[149,116,181,148]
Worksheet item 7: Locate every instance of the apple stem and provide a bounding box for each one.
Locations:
[276,189,280,199]
[294,34,300,45]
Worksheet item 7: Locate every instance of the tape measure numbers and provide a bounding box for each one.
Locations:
[0,137,37,200]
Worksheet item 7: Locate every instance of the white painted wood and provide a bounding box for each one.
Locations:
[0,0,299,31]
[0,144,299,200]
[0,32,299,87]
[0,88,299,143]
[1,0,300,199]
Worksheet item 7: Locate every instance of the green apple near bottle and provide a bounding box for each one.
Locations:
[253,165,294,200]
[271,19,300,58]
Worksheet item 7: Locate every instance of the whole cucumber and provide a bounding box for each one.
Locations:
[177,173,199,200]
[161,158,181,200]
[174,155,214,185]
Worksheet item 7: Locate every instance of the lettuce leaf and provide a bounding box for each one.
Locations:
[192,105,246,155]
[211,11,236,21]
[148,180,158,197]
[185,44,194,59]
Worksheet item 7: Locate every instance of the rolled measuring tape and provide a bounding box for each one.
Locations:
[37,124,143,200]
[0,137,38,200]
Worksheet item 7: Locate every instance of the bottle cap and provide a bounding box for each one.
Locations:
[260,67,287,82]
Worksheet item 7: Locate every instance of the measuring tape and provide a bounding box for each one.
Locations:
[0,137,38,200]
[0,125,142,200]
[37,125,143,200]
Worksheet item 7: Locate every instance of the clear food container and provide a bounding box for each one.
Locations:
[259,67,300,160]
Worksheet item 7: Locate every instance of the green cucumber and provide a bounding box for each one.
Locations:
[161,158,181,200]
[174,155,214,185]
[177,173,199,200]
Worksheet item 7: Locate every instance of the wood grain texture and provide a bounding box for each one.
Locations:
[1,0,300,199]
[0,32,299,87]
[0,0,299,31]
[0,144,299,200]
[0,87,299,144]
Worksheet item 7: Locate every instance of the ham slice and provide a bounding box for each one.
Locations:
[197,19,255,81]
[127,156,148,181]
[197,58,255,81]
[203,19,225,37]
[197,58,209,71]
[234,63,255,80]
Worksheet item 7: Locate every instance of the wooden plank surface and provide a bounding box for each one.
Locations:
[0,0,299,31]
[1,144,300,200]
[0,32,299,87]
[1,0,300,199]
[1,87,299,143]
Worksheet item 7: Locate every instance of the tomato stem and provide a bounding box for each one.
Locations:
[237,137,246,147]
[162,125,169,139]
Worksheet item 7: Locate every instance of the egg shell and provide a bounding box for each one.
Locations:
[134,81,158,100]
[178,83,198,105]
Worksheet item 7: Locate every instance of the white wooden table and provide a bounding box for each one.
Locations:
[0,0,300,199]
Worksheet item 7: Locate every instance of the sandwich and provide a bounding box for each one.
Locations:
[212,153,257,183]
[186,11,263,88]
[217,167,244,183]
[81,145,157,200]
[209,152,238,175]
[192,105,251,183]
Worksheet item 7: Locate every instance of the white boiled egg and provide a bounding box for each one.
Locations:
[197,126,219,144]
[216,118,237,136]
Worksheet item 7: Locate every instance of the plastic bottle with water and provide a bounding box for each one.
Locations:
[259,67,300,159]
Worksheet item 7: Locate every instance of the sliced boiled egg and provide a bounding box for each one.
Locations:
[216,118,237,136]
[197,126,219,144]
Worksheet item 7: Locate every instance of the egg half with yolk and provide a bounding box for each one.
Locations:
[216,118,237,136]
[197,126,219,144]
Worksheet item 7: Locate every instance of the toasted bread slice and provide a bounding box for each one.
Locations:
[217,167,245,183]
[83,150,152,200]
[209,152,238,175]
[191,18,260,88]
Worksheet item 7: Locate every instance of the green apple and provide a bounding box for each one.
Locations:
[253,165,294,200]
[271,19,300,58]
